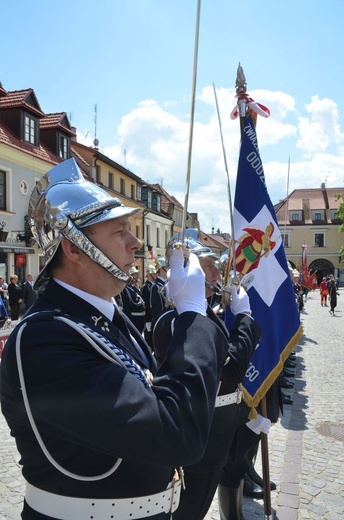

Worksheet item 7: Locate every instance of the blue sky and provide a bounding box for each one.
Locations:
[2,0,344,233]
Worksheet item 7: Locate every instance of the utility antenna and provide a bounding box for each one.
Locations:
[124,149,127,167]
[93,104,99,149]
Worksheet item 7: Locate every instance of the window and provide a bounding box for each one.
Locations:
[146,224,151,247]
[333,211,338,220]
[314,212,322,221]
[59,135,69,159]
[131,184,135,199]
[0,170,6,210]
[156,228,160,248]
[314,233,324,247]
[120,178,125,195]
[24,114,36,145]
[147,191,152,209]
[291,213,299,221]
[152,192,161,212]
[137,184,142,200]
[281,233,289,247]
[108,172,114,190]
[136,225,140,239]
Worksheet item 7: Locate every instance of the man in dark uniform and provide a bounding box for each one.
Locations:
[150,256,169,329]
[121,266,146,334]
[153,243,261,520]
[0,158,230,520]
[22,274,38,311]
[141,265,156,348]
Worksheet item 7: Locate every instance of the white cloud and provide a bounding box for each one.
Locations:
[100,88,344,234]
[297,95,344,154]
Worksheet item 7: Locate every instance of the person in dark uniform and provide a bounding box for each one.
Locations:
[141,265,157,348]
[121,266,146,334]
[22,274,38,311]
[218,369,283,520]
[150,256,169,328]
[0,158,230,520]
[153,243,261,520]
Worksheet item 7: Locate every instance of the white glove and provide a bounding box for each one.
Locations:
[229,284,251,316]
[246,414,271,435]
[165,248,206,316]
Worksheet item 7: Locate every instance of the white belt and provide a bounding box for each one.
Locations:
[25,480,182,520]
[131,311,146,316]
[215,389,242,407]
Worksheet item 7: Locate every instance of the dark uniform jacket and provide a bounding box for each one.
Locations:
[141,279,155,348]
[153,304,261,471]
[150,277,168,327]
[121,284,146,333]
[22,281,38,310]
[0,279,229,519]
[141,279,154,325]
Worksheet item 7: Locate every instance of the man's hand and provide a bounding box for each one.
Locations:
[166,248,206,316]
[228,285,251,316]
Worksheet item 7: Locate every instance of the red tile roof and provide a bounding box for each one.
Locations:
[0,88,44,117]
[0,120,58,164]
[40,112,76,136]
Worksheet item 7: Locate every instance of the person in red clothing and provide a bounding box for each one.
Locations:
[320,277,328,306]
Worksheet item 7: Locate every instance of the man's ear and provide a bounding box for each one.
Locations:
[60,238,83,264]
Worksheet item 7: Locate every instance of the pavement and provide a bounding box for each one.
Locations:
[205,288,344,520]
[0,289,343,519]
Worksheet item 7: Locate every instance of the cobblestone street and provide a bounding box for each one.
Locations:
[206,288,344,520]
[1,289,343,519]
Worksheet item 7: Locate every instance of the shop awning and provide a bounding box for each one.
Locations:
[0,245,35,254]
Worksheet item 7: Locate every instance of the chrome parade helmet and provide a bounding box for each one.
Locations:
[146,264,156,275]
[166,234,220,293]
[166,233,219,262]
[29,158,140,290]
[154,256,167,271]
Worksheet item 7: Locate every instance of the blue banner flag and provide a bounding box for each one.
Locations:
[225,115,303,409]
[0,297,8,318]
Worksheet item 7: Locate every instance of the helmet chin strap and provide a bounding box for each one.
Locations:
[62,219,132,285]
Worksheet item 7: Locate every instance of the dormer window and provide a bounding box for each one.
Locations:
[137,184,142,201]
[59,135,69,159]
[24,114,37,145]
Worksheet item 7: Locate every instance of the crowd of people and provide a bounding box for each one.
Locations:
[319,274,340,316]
[0,273,38,322]
[0,158,339,520]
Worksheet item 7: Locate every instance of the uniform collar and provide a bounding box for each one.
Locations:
[53,278,116,322]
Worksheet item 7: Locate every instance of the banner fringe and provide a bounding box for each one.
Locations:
[243,324,303,409]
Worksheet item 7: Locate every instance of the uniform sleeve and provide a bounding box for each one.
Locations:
[1,312,229,469]
[222,314,261,383]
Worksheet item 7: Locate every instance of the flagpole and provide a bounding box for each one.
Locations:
[212,83,237,280]
[283,157,291,248]
[180,0,201,243]
[234,64,274,520]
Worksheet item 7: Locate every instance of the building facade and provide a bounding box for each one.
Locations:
[275,186,344,285]
[0,82,178,286]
